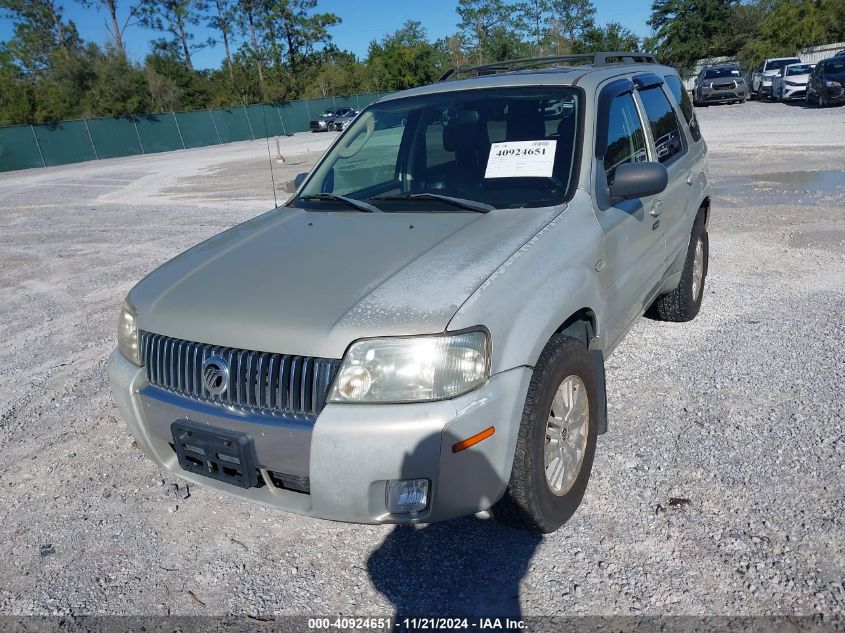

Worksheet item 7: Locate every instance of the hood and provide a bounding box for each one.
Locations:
[784,74,810,83]
[130,205,563,359]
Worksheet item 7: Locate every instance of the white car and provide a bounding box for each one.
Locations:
[773,63,814,101]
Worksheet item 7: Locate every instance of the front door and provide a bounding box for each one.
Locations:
[594,89,665,348]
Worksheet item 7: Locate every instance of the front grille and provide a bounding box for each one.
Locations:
[140,332,341,419]
[713,82,735,90]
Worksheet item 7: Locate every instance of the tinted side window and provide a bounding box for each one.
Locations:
[638,86,685,163]
[664,75,702,143]
[604,93,648,184]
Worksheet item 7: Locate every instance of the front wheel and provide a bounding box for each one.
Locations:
[648,211,709,322]
[491,334,598,533]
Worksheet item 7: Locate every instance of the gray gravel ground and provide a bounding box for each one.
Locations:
[0,103,843,618]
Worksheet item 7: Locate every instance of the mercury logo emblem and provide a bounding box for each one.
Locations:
[202,355,229,396]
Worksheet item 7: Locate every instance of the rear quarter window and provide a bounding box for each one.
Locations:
[664,74,702,143]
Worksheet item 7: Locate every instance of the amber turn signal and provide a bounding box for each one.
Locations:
[451,426,495,453]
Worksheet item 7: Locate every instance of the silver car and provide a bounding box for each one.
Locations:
[110,52,711,533]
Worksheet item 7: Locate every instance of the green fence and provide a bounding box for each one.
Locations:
[0,92,388,172]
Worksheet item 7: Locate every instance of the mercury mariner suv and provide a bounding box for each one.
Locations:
[110,52,711,533]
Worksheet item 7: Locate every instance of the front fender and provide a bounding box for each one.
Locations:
[448,190,606,373]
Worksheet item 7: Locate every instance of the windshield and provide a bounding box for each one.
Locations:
[703,68,741,79]
[824,59,845,75]
[294,87,582,211]
[786,64,813,76]
[767,59,800,72]
[320,110,336,118]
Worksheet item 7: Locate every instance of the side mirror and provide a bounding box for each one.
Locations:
[294,172,308,188]
[608,162,668,204]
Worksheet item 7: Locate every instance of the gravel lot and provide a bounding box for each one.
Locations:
[1,102,843,619]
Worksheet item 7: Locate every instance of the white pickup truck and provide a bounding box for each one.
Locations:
[750,56,801,100]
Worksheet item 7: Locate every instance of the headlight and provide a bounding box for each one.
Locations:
[826,81,841,88]
[328,330,490,403]
[118,299,141,366]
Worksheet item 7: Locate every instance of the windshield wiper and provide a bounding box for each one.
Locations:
[299,193,382,213]
[369,193,494,213]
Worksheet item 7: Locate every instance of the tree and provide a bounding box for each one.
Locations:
[83,47,151,114]
[738,0,845,67]
[647,0,736,71]
[276,0,340,79]
[547,0,596,53]
[208,0,235,81]
[76,0,140,56]
[456,0,520,63]
[574,21,640,53]
[138,0,207,70]
[517,0,551,53]
[234,0,267,98]
[365,21,445,91]
[0,0,81,71]
[0,48,35,124]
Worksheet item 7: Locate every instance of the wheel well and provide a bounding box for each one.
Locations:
[700,197,710,224]
[552,308,607,435]
[553,308,597,347]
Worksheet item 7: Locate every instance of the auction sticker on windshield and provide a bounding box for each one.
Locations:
[485,140,557,179]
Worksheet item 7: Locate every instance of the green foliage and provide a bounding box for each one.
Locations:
[574,22,640,53]
[738,0,845,68]
[362,20,446,91]
[647,0,736,72]
[2,0,842,127]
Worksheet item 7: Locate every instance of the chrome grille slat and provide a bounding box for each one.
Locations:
[140,331,338,419]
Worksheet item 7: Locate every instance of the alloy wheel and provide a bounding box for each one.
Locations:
[544,375,590,496]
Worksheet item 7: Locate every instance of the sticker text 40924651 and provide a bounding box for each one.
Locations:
[484,140,557,179]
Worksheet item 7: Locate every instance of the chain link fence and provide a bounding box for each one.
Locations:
[0,92,385,172]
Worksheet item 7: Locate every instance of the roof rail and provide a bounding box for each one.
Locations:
[438,51,658,81]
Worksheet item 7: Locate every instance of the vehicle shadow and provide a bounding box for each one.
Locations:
[366,430,544,624]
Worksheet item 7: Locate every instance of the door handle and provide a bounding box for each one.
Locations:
[649,199,663,217]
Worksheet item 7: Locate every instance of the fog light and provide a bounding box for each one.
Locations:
[386,479,429,514]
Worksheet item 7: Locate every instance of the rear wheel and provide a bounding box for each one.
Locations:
[491,335,598,533]
[649,211,709,322]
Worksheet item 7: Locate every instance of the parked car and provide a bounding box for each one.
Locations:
[309,107,355,132]
[328,109,359,131]
[806,56,845,107]
[693,64,748,105]
[750,57,801,100]
[110,51,711,534]
[772,63,814,101]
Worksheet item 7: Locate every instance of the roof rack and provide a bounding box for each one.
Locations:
[437,51,658,81]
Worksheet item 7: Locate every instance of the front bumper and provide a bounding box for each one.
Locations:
[109,349,531,523]
[781,85,807,100]
[698,86,747,103]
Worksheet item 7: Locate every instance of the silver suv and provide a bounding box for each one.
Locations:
[110,52,711,533]
[693,64,748,105]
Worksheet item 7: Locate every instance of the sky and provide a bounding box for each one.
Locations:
[0,0,654,71]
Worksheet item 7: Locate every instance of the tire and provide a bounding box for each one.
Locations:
[491,334,598,533]
[649,211,709,322]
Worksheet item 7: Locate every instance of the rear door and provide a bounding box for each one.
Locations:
[633,77,695,271]
[593,80,665,347]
